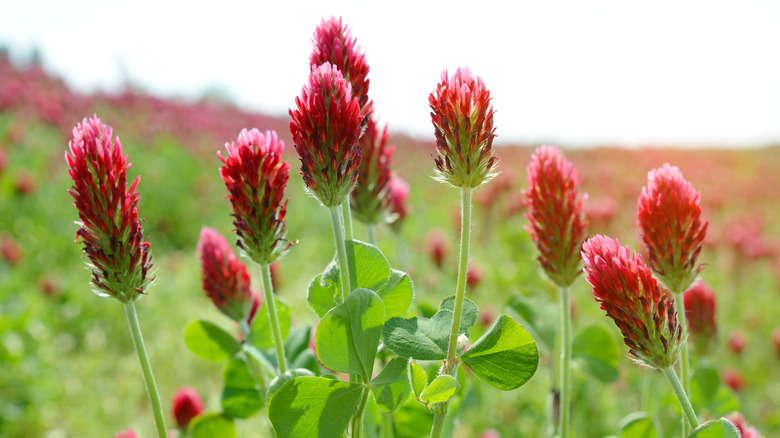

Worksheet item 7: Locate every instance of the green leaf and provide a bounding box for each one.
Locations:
[315,288,384,380]
[690,366,740,416]
[409,361,428,398]
[291,349,320,376]
[268,376,364,438]
[348,240,392,291]
[382,296,478,360]
[572,324,620,383]
[266,368,317,415]
[307,262,341,318]
[243,343,277,375]
[394,395,433,437]
[184,319,241,362]
[285,326,312,361]
[688,419,740,438]
[507,292,557,354]
[376,270,414,320]
[221,357,264,419]
[189,413,236,438]
[618,412,658,438]
[461,314,539,390]
[370,357,411,413]
[419,375,459,404]
[250,296,291,350]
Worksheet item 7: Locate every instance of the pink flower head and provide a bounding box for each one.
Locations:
[772,327,780,357]
[197,227,257,323]
[66,115,154,302]
[171,386,204,429]
[727,330,747,356]
[582,235,683,369]
[683,280,717,354]
[310,16,372,116]
[219,129,293,264]
[638,164,708,293]
[115,430,137,438]
[524,146,588,287]
[723,368,745,392]
[429,68,497,188]
[290,62,363,207]
[466,262,483,290]
[351,114,395,225]
[386,174,410,233]
[426,229,448,269]
[726,412,764,438]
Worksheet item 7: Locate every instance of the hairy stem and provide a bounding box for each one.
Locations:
[675,291,691,437]
[342,198,354,241]
[124,301,168,438]
[559,285,572,438]
[260,262,287,374]
[330,205,353,299]
[350,385,371,438]
[661,365,699,429]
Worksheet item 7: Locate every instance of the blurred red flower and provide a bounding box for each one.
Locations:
[683,280,717,355]
[171,386,204,429]
[351,114,395,225]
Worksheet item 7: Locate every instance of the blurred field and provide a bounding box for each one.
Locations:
[1,55,779,437]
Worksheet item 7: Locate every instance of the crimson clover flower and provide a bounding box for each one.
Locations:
[523,146,588,287]
[197,227,257,323]
[290,62,363,207]
[638,164,708,293]
[66,115,154,302]
[310,16,372,117]
[582,235,683,369]
[171,387,204,429]
[351,114,395,225]
[219,129,293,264]
[429,68,497,188]
[683,280,717,355]
[386,174,410,233]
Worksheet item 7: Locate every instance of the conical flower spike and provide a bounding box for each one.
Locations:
[582,235,683,369]
[638,164,708,293]
[219,129,293,264]
[310,16,372,117]
[523,146,588,287]
[351,114,395,225]
[429,68,497,188]
[66,115,154,302]
[290,62,363,207]
[197,227,257,323]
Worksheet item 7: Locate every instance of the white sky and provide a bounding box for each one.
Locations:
[2,0,780,147]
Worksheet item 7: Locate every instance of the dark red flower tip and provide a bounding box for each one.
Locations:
[310,16,372,117]
[219,129,293,264]
[582,235,683,369]
[197,227,257,323]
[638,164,708,293]
[523,146,588,287]
[683,280,717,354]
[429,68,497,188]
[290,62,363,207]
[172,386,204,429]
[386,174,410,233]
[66,115,154,302]
[351,114,395,225]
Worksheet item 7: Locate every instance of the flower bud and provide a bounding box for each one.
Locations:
[172,386,204,429]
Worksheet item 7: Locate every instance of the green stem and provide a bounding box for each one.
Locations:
[549,303,560,438]
[329,205,353,299]
[382,413,395,438]
[559,285,572,438]
[430,187,473,438]
[661,365,699,429]
[260,263,287,374]
[350,385,371,438]
[123,301,168,438]
[342,198,354,241]
[367,224,377,246]
[675,291,691,437]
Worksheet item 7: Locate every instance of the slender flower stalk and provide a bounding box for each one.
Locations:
[523,145,587,438]
[638,163,708,436]
[219,129,294,375]
[66,115,166,437]
[428,68,497,438]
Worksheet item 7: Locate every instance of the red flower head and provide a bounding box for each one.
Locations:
[171,386,204,429]
[772,327,780,357]
[66,115,154,302]
[386,174,410,233]
[114,430,137,438]
[638,164,708,293]
[582,235,683,369]
[426,229,449,270]
[310,16,372,117]
[429,68,497,188]
[466,262,483,290]
[197,227,257,323]
[726,330,747,356]
[726,412,764,438]
[723,368,745,392]
[683,280,717,355]
[524,146,588,287]
[351,114,395,225]
[290,62,363,207]
[219,129,293,264]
